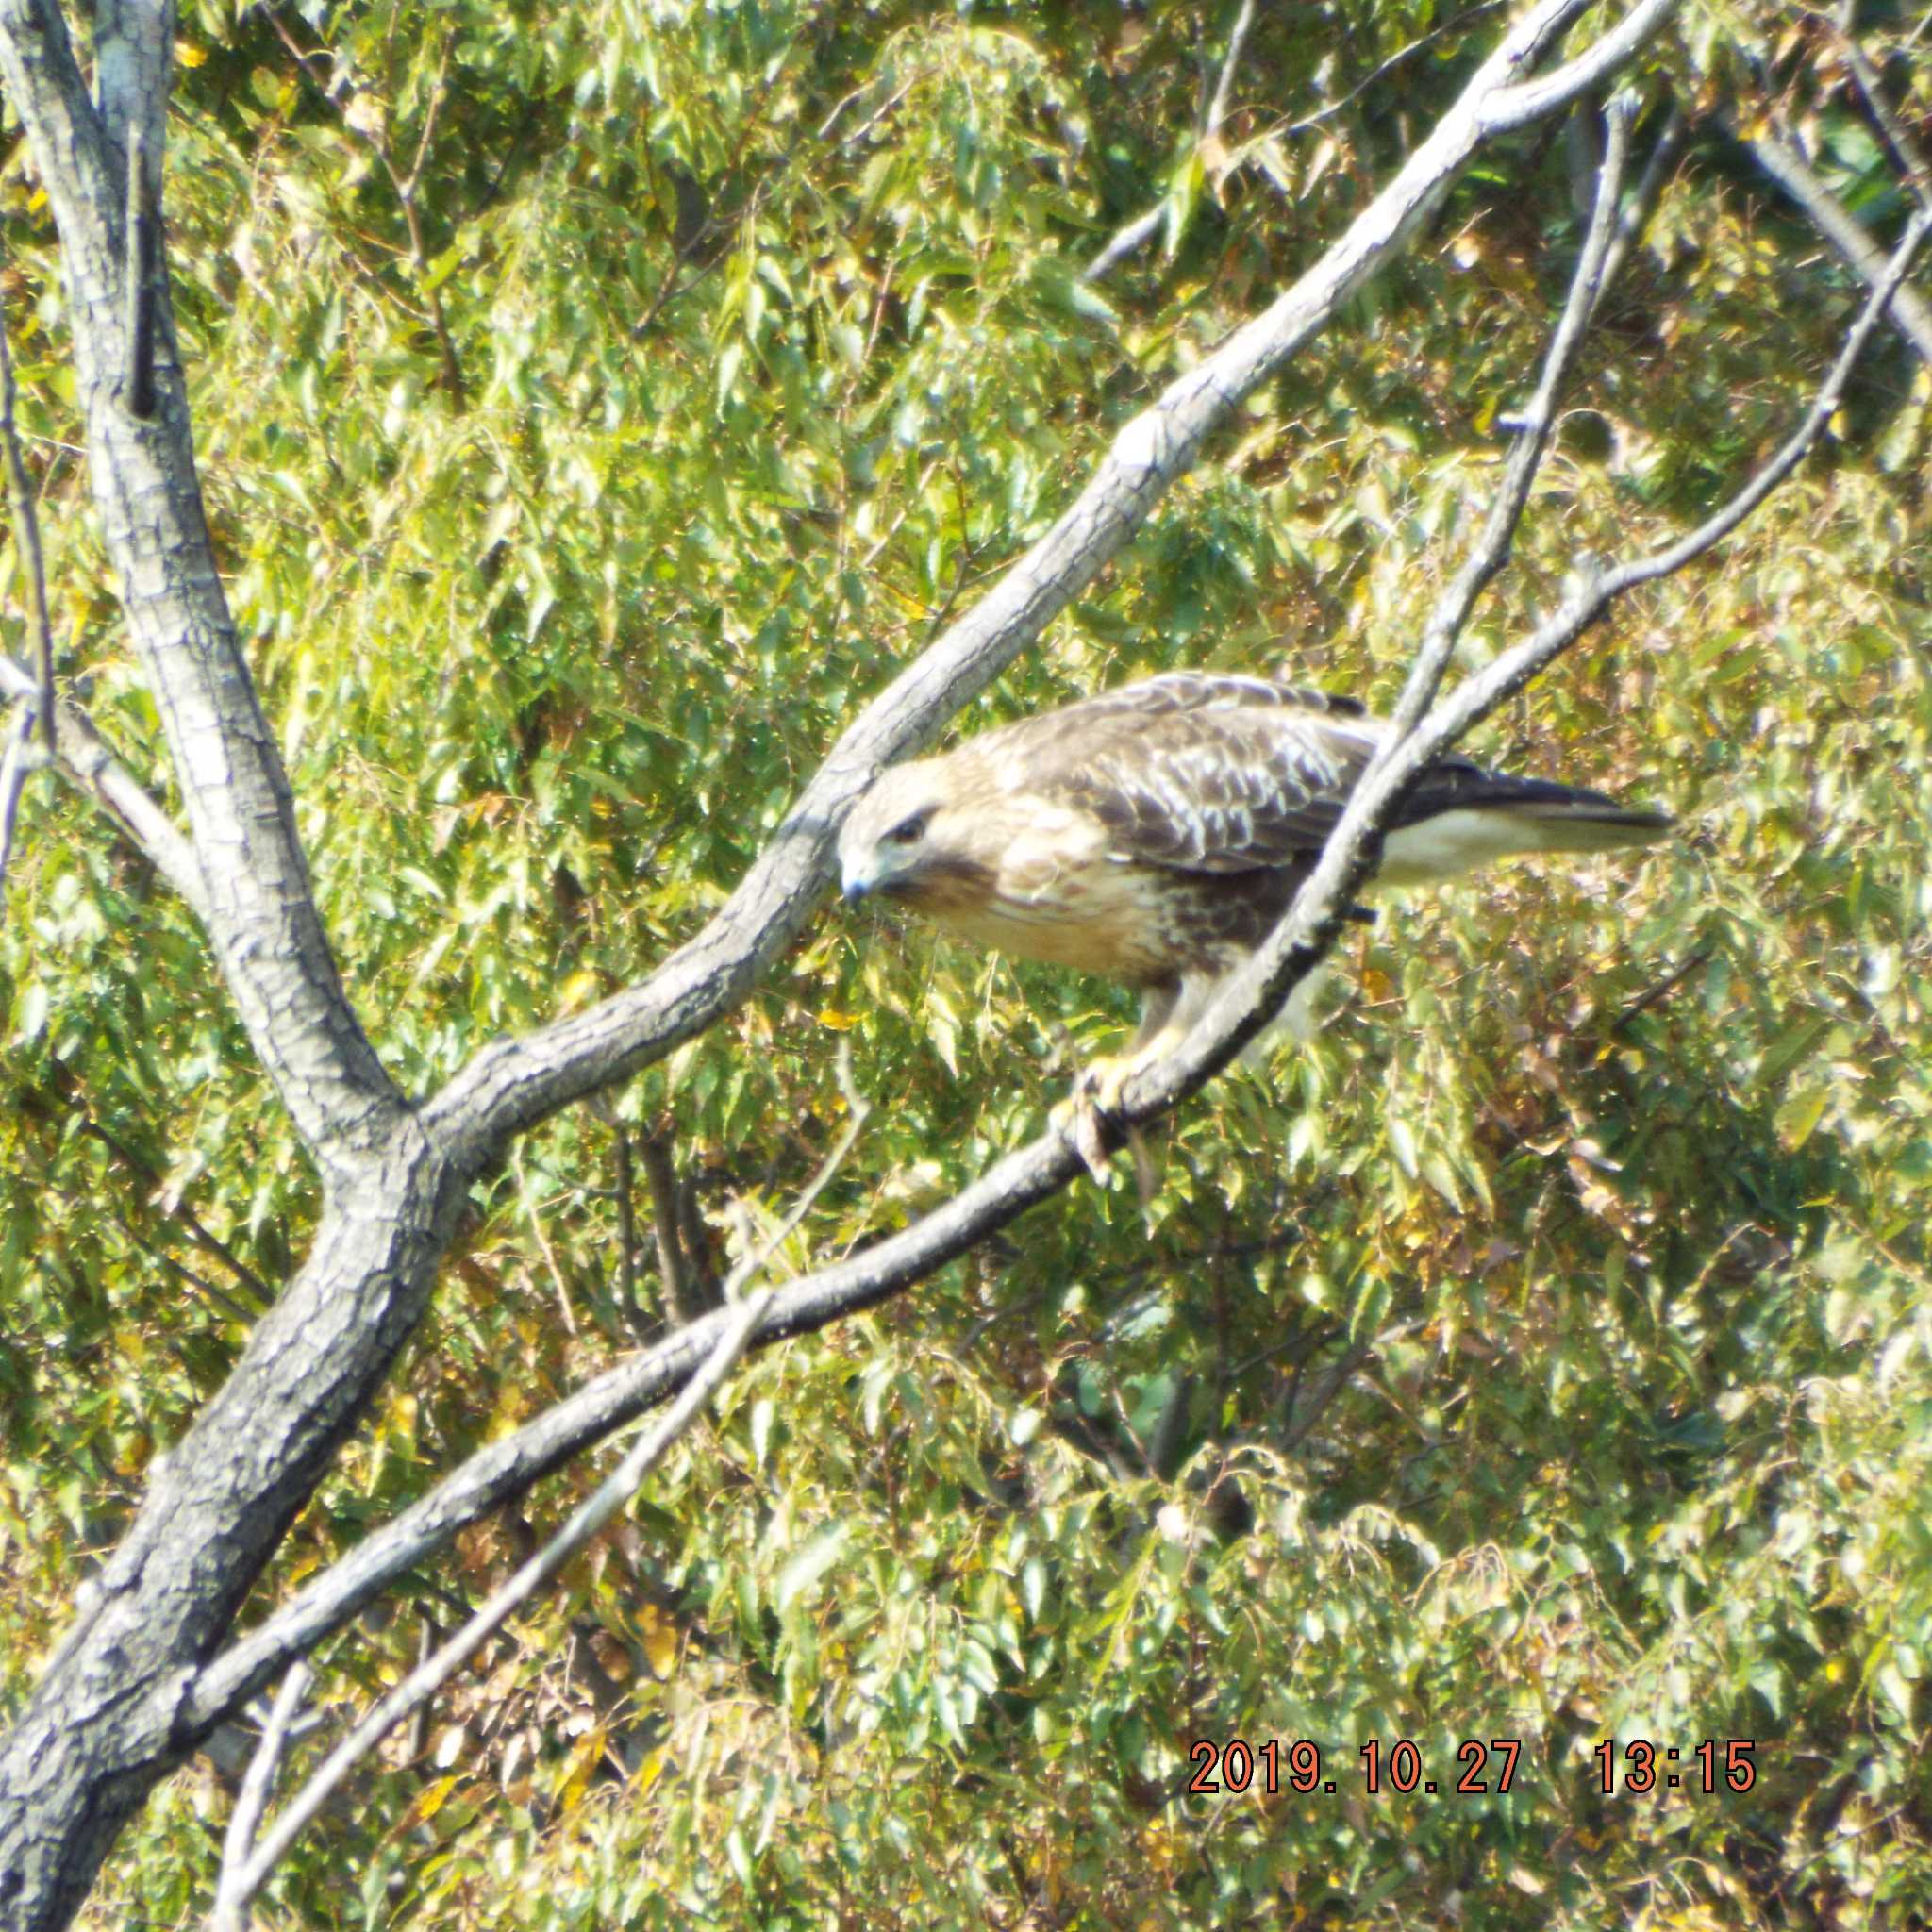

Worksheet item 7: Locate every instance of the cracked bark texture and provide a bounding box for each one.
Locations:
[0,0,1678,1924]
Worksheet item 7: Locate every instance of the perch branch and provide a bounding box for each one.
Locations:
[177,164,1929,1745]
[423,0,1678,1169]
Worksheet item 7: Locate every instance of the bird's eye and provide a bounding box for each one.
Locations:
[887,811,929,846]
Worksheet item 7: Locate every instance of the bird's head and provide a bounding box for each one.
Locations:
[839,759,982,910]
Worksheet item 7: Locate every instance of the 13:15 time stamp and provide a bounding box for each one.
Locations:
[1596,1740,1756,1794]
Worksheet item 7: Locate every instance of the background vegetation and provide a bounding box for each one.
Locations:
[4,0,1930,1924]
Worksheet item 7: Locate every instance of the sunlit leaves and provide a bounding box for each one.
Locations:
[4,0,1932,1924]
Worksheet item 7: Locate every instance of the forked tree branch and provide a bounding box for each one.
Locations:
[193,172,1930,1751]
[211,1287,773,1924]
[0,7,1682,1920]
[1158,202,1932,1101]
[1387,92,1637,739]
[0,0,400,1157]
[423,0,1678,1172]
[1592,99,1683,312]
[201,98,1898,1739]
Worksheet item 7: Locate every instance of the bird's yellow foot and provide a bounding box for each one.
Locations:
[1051,1054,1159,1199]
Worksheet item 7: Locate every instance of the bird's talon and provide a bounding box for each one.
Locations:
[1051,1084,1118,1182]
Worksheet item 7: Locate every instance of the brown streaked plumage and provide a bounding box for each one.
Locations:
[839,672,1673,1080]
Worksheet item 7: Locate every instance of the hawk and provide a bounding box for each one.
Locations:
[839,671,1670,1119]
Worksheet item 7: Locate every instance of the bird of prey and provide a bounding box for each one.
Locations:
[839,671,1671,1142]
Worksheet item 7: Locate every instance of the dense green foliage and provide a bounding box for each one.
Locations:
[4,0,1931,1924]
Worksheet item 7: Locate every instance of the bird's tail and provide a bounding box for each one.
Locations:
[1377,779,1673,886]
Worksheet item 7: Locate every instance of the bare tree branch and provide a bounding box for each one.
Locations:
[214,1288,773,1921]
[1830,8,1932,206]
[176,167,1932,1745]
[1592,100,1684,304]
[1478,0,1674,128]
[1157,200,1932,1109]
[0,651,209,917]
[0,282,57,756]
[0,6,1685,1917]
[0,0,401,1157]
[1278,2,1507,141]
[1388,92,1637,739]
[1207,0,1258,139]
[208,1662,311,1932]
[423,0,1678,1172]
[1739,118,1932,368]
[1084,0,1258,284]
[0,705,33,895]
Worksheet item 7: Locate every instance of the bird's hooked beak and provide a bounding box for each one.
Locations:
[839,836,881,904]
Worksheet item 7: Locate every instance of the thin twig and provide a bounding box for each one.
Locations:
[1083,0,1259,283]
[1279,1,1508,139]
[514,1143,578,1338]
[76,1113,276,1306]
[639,1129,702,1325]
[208,1660,312,1932]
[606,1115,652,1341]
[1592,100,1684,306]
[1740,117,1932,367]
[719,1039,873,1300]
[124,1224,261,1327]
[212,1286,774,1923]
[1611,945,1711,1032]
[1207,0,1258,138]
[1602,207,1929,585]
[0,268,57,755]
[263,6,467,408]
[1829,10,1932,206]
[1387,92,1637,740]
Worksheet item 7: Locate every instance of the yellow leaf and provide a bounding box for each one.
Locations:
[557,1729,605,1814]
[399,1774,459,1831]
[640,1601,679,1678]
[558,968,603,1013]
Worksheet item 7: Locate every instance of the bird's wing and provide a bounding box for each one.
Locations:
[976,672,1606,875]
